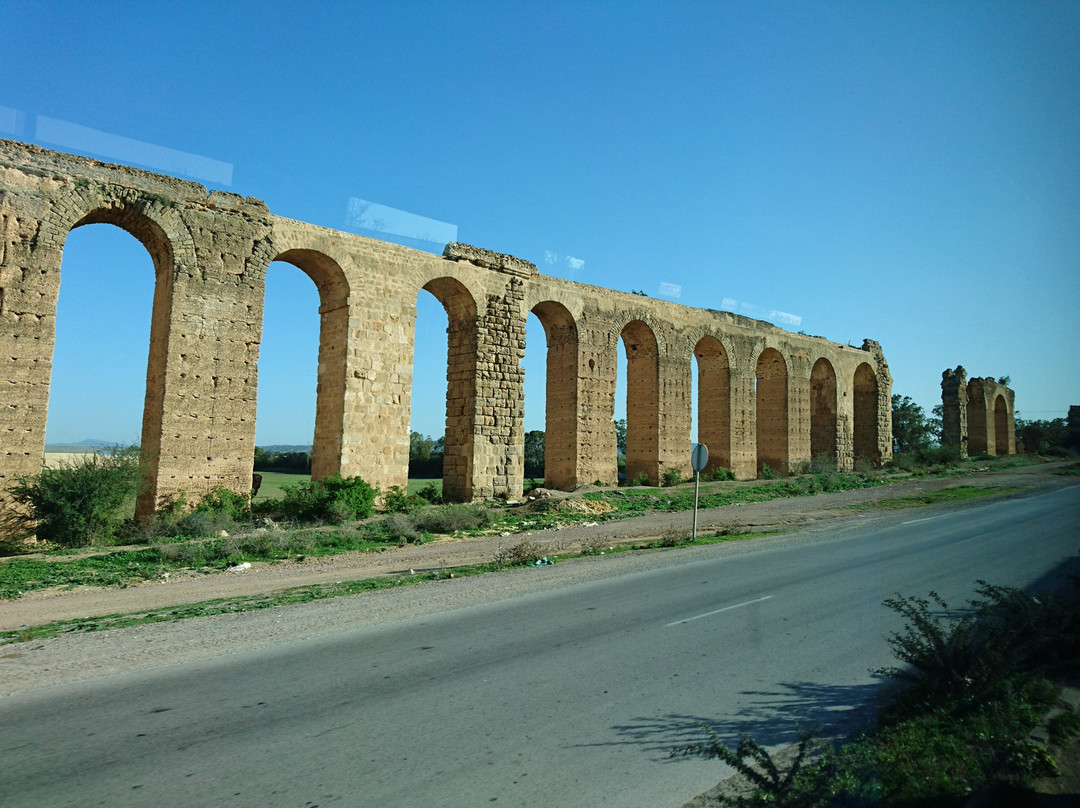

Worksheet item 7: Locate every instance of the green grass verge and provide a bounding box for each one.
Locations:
[0,530,779,645]
[852,485,1023,510]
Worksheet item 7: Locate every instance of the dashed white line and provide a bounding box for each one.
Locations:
[665,595,774,627]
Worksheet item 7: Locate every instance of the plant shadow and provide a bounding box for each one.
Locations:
[591,678,888,760]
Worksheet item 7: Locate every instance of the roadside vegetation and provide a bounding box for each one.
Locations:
[675,579,1080,806]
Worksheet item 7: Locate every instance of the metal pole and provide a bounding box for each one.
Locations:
[693,470,700,540]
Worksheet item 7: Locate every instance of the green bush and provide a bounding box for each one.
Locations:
[321,476,378,519]
[629,471,650,487]
[274,475,377,523]
[4,450,141,547]
[705,466,736,481]
[411,503,492,534]
[195,486,251,521]
[382,485,428,514]
[415,482,442,504]
[661,467,682,487]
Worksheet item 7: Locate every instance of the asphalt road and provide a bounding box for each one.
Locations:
[2,485,1077,807]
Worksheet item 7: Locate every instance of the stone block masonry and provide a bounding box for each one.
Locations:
[940,367,1016,458]
[0,139,893,514]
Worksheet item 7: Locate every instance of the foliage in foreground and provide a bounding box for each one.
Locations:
[1,450,141,548]
[677,579,1080,807]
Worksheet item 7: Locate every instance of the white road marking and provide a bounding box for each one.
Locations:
[665,595,774,627]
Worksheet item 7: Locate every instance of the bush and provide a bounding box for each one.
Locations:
[705,466,736,482]
[411,503,493,534]
[3,450,141,547]
[629,471,650,487]
[321,476,378,519]
[382,485,427,514]
[661,467,682,487]
[415,482,442,504]
[275,475,377,523]
[195,487,251,521]
[493,539,542,567]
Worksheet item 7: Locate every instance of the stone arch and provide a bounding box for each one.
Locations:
[810,358,838,463]
[853,362,880,465]
[693,335,730,471]
[621,319,659,485]
[420,276,480,502]
[755,347,789,475]
[530,300,579,490]
[269,249,351,480]
[61,206,183,515]
[993,394,1009,456]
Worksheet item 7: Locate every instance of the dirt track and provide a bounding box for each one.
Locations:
[2,462,1072,633]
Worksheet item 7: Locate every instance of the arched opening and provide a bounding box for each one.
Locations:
[853,363,880,465]
[621,320,659,485]
[46,224,157,451]
[810,358,838,464]
[755,348,788,476]
[993,394,1009,456]
[694,336,730,472]
[46,208,174,517]
[968,389,989,455]
[415,278,478,502]
[529,301,578,490]
[256,249,347,482]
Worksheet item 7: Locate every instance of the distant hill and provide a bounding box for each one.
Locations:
[45,439,127,452]
[257,445,313,454]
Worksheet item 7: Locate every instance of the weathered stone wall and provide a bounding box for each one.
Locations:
[0,139,894,514]
[940,366,1016,457]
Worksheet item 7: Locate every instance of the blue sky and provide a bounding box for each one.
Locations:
[2,1,1077,447]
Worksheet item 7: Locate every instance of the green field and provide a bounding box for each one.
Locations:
[252,472,442,501]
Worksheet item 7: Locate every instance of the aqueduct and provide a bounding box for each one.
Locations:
[0,140,893,513]
[940,367,1016,458]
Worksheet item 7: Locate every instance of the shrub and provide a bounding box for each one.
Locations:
[276,475,377,523]
[661,467,682,487]
[411,503,493,534]
[376,513,420,544]
[4,450,141,547]
[629,471,650,487]
[759,463,777,480]
[195,486,250,521]
[494,539,542,567]
[321,476,378,519]
[382,485,427,514]
[705,466,736,482]
[415,482,442,504]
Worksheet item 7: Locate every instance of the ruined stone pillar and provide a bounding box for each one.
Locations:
[862,339,893,466]
[0,193,54,506]
[138,201,274,513]
[787,352,812,470]
[657,344,692,480]
[472,276,527,500]
[941,366,969,458]
[727,337,758,480]
[575,317,619,487]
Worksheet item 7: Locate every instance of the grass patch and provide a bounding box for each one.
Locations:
[584,470,882,515]
[0,562,505,645]
[861,485,1023,510]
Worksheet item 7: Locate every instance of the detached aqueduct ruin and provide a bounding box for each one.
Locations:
[0,140,893,514]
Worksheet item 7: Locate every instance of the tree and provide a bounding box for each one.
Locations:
[408,431,443,478]
[523,430,545,479]
[891,395,936,454]
[614,418,627,456]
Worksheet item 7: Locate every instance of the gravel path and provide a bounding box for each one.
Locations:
[1,463,1068,636]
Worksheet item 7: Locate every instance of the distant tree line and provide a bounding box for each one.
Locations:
[253,447,311,474]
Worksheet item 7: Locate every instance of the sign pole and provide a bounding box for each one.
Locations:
[690,443,708,541]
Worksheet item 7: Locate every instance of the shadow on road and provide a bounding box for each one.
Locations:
[588,679,885,760]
